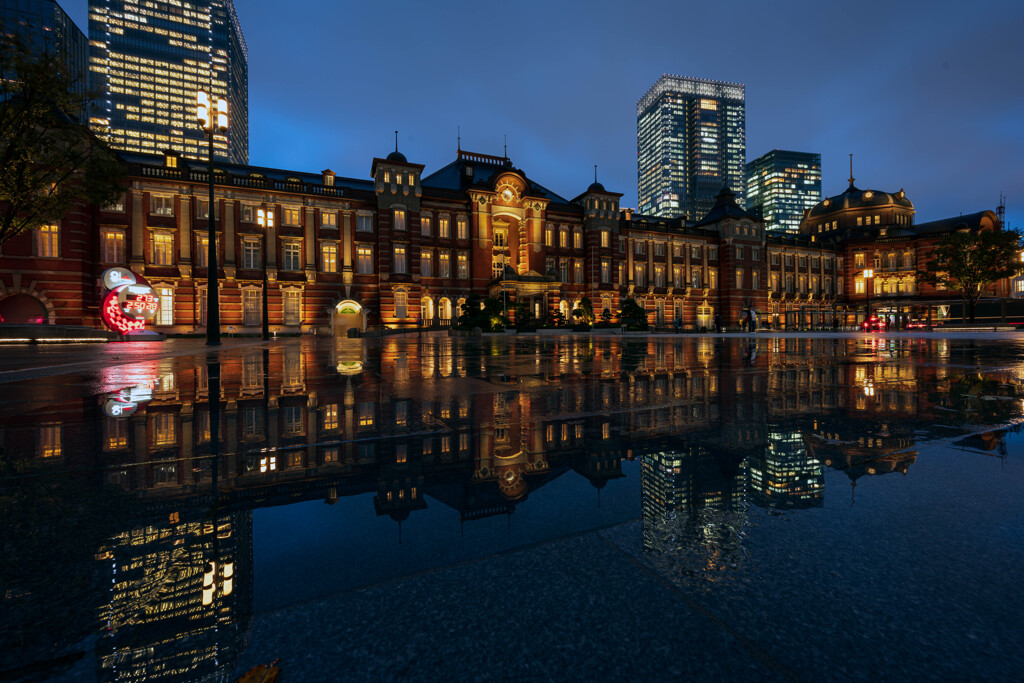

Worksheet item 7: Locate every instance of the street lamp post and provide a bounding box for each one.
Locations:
[197,91,228,346]
[864,268,874,321]
[257,206,273,341]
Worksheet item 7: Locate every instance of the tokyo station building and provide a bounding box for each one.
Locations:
[0,146,1008,335]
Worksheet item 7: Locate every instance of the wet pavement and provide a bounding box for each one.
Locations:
[1,334,1022,681]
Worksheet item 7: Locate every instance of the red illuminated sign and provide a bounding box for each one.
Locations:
[100,269,158,335]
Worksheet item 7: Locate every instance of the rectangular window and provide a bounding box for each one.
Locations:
[457,252,469,279]
[654,242,664,256]
[322,404,339,431]
[105,193,126,212]
[394,290,408,318]
[855,279,865,294]
[198,199,217,219]
[244,289,261,326]
[321,211,337,229]
[36,224,59,258]
[394,209,406,231]
[635,240,645,255]
[854,253,865,268]
[709,268,718,289]
[196,236,209,268]
[654,265,666,287]
[421,250,433,277]
[439,217,451,238]
[559,229,568,248]
[544,225,554,246]
[156,287,173,326]
[573,229,583,249]
[560,260,570,282]
[618,264,626,285]
[283,242,301,271]
[394,245,407,273]
[439,252,451,277]
[421,216,432,236]
[753,270,761,290]
[634,264,646,287]
[601,259,611,283]
[752,247,760,261]
[457,217,468,239]
[691,267,701,289]
[103,230,125,263]
[735,268,744,289]
[356,245,373,274]
[690,245,701,260]
[708,246,718,260]
[242,239,260,270]
[152,233,173,265]
[284,290,301,325]
[735,245,744,260]
[241,204,255,222]
[600,230,610,248]
[573,260,583,284]
[283,207,301,225]
[151,196,173,216]
[673,266,684,288]
[357,214,373,232]
[321,243,337,273]
[494,228,507,247]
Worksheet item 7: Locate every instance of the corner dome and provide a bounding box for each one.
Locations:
[808,185,913,218]
[386,150,408,163]
[587,181,606,193]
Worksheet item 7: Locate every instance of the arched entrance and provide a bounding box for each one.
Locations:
[421,296,434,325]
[438,298,453,325]
[0,294,47,324]
[332,300,364,337]
[696,304,713,330]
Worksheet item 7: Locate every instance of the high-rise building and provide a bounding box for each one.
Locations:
[745,150,821,234]
[637,74,746,221]
[87,0,248,163]
[0,0,88,119]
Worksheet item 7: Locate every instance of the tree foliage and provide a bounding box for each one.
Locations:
[572,297,594,325]
[918,229,1021,322]
[0,32,125,247]
[456,294,509,331]
[619,298,649,330]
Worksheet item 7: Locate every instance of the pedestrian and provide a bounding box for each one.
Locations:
[674,316,682,334]
[714,313,722,333]
[750,309,759,332]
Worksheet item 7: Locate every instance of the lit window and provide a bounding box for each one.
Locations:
[439,252,451,278]
[394,209,406,231]
[600,230,609,248]
[241,204,255,222]
[421,216,432,236]
[284,290,301,325]
[151,196,174,215]
[283,207,301,225]
[321,211,337,228]
[36,224,59,258]
[439,217,451,238]
[457,217,468,240]
[243,289,261,326]
[457,253,468,279]
[573,228,582,249]
[39,425,61,458]
[356,245,373,274]
[394,245,407,273]
[560,228,568,248]
[421,250,433,277]
[103,230,125,263]
[156,287,173,326]
[544,225,554,246]
[152,233,173,265]
[735,268,744,289]
[322,404,339,431]
[321,243,337,273]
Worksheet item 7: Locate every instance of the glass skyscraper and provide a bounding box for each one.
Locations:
[745,150,821,234]
[637,74,746,221]
[88,0,248,163]
[1,0,88,120]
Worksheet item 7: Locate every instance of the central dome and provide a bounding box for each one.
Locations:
[808,185,913,218]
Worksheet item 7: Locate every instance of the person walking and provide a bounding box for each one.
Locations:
[714,313,722,333]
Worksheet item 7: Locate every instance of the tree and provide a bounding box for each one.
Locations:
[0,32,125,247]
[456,294,508,331]
[572,297,594,325]
[918,229,1022,323]
[619,298,649,330]
[600,307,613,325]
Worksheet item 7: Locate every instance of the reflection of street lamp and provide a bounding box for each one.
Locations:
[863,268,874,320]
[196,90,228,346]
[257,206,273,341]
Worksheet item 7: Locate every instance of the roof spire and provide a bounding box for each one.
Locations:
[457,125,461,152]
[504,133,507,159]
[594,164,598,184]
[848,153,855,187]
[394,130,399,153]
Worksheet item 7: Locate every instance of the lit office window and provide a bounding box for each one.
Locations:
[356,245,373,274]
[36,224,59,258]
[321,243,337,273]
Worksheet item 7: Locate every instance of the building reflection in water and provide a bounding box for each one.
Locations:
[2,336,1023,679]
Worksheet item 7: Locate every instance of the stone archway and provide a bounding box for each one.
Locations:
[332,299,364,337]
[421,296,434,325]
[0,293,50,324]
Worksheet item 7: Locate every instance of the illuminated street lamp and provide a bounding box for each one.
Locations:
[863,268,874,320]
[257,206,273,341]
[197,91,228,346]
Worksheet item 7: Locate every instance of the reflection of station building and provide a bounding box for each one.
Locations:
[747,428,824,510]
[805,421,918,503]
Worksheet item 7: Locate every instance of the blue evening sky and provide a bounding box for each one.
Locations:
[66,0,1024,228]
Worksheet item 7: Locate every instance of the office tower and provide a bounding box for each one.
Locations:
[88,0,248,163]
[637,74,746,221]
[745,150,822,234]
[0,0,88,119]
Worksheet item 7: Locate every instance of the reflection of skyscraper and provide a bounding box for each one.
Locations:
[96,510,253,681]
[640,445,748,579]
[748,427,824,510]
[744,150,822,234]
